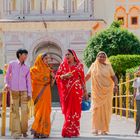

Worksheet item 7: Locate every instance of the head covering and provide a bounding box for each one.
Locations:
[56,49,82,113]
[69,49,80,63]
[30,54,51,85]
[135,67,140,76]
[96,51,110,65]
[61,49,81,72]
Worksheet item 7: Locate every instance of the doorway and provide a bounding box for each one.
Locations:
[33,42,62,103]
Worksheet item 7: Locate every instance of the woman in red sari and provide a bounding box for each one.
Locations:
[56,49,88,138]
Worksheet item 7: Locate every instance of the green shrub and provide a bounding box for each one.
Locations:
[84,21,140,68]
[126,66,139,74]
[109,55,140,77]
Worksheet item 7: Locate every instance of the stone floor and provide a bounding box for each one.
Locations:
[0,107,140,140]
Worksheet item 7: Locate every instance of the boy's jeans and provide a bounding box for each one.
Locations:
[11,91,29,137]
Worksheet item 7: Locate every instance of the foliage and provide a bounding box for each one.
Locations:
[109,55,140,77]
[84,21,140,68]
[126,66,139,74]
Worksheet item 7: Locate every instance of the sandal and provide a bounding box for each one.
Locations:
[23,133,28,137]
[33,134,39,139]
[40,135,49,139]
[101,132,108,135]
[92,130,98,135]
[135,130,138,134]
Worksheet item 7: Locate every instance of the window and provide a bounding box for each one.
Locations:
[117,17,124,24]
[131,17,138,25]
[71,0,89,13]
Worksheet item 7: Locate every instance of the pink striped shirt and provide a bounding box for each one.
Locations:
[5,60,32,97]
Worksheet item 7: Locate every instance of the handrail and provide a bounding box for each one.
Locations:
[0,90,34,136]
[113,73,137,121]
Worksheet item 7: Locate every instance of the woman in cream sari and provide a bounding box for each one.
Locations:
[85,51,118,135]
[30,53,54,138]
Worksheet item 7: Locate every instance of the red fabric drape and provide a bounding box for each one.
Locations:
[56,50,85,137]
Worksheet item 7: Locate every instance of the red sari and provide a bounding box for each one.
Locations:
[56,50,85,137]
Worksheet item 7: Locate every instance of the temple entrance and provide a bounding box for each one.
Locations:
[32,42,62,103]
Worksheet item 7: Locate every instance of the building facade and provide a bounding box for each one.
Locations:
[1,0,140,100]
[115,0,140,36]
[0,0,116,101]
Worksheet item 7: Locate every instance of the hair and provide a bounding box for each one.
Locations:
[67,49,74,56]
[42,53,48,59]
[16,49,28,59]
[96,51,107,58]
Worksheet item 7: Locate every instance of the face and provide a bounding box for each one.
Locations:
[97,53,106,64]
[42,55,50,65]
[19,53,28,62]
[65,51,74,62]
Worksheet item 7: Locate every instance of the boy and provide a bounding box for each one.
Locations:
[5,49,32,139]
[133,70,140,134]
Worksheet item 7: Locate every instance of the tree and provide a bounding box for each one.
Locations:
[84,21,140,67]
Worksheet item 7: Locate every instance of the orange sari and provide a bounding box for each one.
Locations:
[87,55,115,132]
[30,54,51,137]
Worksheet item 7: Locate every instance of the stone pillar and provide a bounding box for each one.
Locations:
[0,28,4,88]
[84,0,89,13]
[64,0,67,13]
[90,0,94,17]
[12,0,16,11]
[68,0,71,13]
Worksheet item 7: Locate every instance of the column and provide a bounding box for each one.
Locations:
[52,0,54,13]
[12,0,16,11]
[84,0,89,12]
[31,0,34,10]
[27,0,30,13]
[68,0,71,13]
[40,0,42,13]
[64,0,68,13]
[90,0,94,14]
[44,0,47,11]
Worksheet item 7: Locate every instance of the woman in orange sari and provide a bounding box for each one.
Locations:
[56,49,88,138]
[85,51,118,135]
[30,53,53,139]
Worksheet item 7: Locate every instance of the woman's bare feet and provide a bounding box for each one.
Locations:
[101,131,108,135]
[92,130,98,135]
[135,130,138,134]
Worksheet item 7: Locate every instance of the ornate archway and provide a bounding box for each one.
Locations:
[32,41,62,103]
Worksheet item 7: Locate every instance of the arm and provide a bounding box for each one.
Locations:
[85,63,93,82]
[111,75,118,86]
[85,74,91,81]
[133,88,137,99]
[4,63,12,91]
[111,75,118,93]
[26,70,32,98]
[132,80,137,99]
[78,64,88,99]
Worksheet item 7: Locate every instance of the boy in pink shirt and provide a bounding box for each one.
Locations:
[5,49,32,139]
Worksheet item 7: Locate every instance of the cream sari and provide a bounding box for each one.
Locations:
[87,52,115,132]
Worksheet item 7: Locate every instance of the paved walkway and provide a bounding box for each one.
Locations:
[0,107,140,140]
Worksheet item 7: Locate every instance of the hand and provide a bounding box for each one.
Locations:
[133,93,136,100]
[61,72,73,79]
[4,84,10,92]
[65,72,73,78]
[114,85,118,94]
[51,72,55,79]
[51,79,55,87]
[83,90,89,100]
[27,96,31,101]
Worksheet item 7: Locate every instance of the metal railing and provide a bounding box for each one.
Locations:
[112,73,137,121]
[0,91,34,136]
[0,73,137,136]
